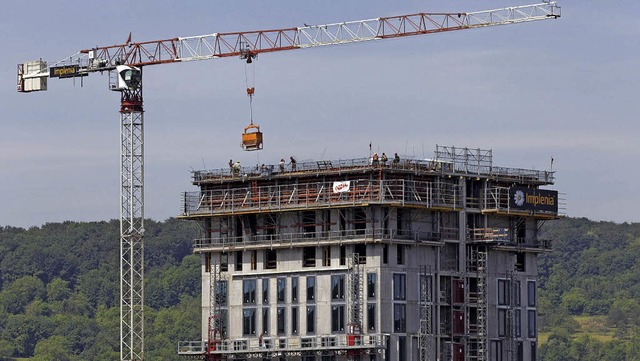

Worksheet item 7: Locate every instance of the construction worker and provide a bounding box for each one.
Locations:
[381,152,388,165]
[279,158,285,173]
[290,156,297,171]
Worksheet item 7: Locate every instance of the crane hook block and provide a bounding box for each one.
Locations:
[247,87,255,95]
[241,123,263,151]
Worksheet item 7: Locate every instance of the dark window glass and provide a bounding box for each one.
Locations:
[306,306,315,334]
[236,251,243,271]
[383,244,388,264]
[367,273,376,299]
[262,279,269,304]
[303,247,316,267]
[498,279,507,306]
[331,305,345,332]
[277,278,286,303]
[491,340,503,361]
[277,307,286,334]
[393,274,406,300]
[307,276,316,302]
[367,303,376,331]
[394,304,406,332]
[262,307,269,334]
[528,310,537,338]
[291,306,299,335]
[243,279,256,304]
[243,308,256,335]
[331,275,345,300]
[528,281,536,307]
[397,244,404,265]
[515,309,521,338]
[498,309,507,337]
[291,277,299,303]
[515,280,521,307]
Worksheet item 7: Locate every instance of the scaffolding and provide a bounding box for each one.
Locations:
[419,265,433,361]
[476,248,488,361]
[505,271,517,361]
[207,260,226,361]
[347,252,364,360]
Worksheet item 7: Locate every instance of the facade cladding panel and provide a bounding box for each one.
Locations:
[179,149,559,361]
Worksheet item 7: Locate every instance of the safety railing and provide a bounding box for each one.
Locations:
[178,334,388,356]
[191,156,554,184]
[192,228,444,251]
[467,227,552,250]
[181,179,462,217]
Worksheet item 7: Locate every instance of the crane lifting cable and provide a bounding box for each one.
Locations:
[240,45,263,151]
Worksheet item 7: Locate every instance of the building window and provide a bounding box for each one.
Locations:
[303,247,316,267]
[277,307,286,334]
[398,336,406,361]
[216,280,228,306]
[497,279,508,306]
[243,308,256,335]
[528,310,537,338]
[367,273,376,299]
[397,244,404,265]
[262,279,269,304]
[530,342,537,361]
[490,340,503,361]
[393,273,406,300]
[205,253,212,273]
[251,250,257,270]
[393,304,406,332]
[515,280,521,307]
[220,252,228,272]
[515,309,521,338]
[307,305,316,334]
[340,245,346,265]
[382,244,388,264]
[236,251,243,271]
[354,243,366,264]
[292,306,299,335]
[331,275,345,300]
[527,281,536,307]
[307,276,316,302]
[262,307,269,335]
[367,303,376,331]
[331,305,345,332]
[277,278,286,303]
[265,249,277,269]
[243,279,256,304]
[498,309,507,337]
[323,246,331,266]
[291,277,299,303]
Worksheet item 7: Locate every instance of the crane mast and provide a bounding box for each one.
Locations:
[16,3,560,361]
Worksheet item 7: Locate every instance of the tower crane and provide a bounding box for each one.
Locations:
[16,2,560,360]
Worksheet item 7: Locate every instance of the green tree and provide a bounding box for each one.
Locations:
[0,275,45,314]
[32,335,79,361]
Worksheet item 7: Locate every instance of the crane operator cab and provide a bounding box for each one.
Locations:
[110,65,141,91]
[241,123,263,151]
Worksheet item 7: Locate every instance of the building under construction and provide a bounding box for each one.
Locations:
[177,145,560,361]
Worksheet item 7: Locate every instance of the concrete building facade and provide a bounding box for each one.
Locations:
[178,146,560,361]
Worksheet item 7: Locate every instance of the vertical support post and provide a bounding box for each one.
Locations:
[120,79,144,361]
[419,265,433,361]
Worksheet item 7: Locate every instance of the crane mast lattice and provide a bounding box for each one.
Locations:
[16,3,560,360]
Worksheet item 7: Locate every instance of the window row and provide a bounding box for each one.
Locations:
[497,279,536,307]
[241,303,379,336]
[209,244,408,273]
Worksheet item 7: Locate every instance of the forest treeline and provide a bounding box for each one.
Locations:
[0,217,639,360]
[0,219,201,360]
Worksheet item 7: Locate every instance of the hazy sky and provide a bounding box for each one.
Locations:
[1,1,638,228]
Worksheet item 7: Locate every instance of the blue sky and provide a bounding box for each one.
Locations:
[1,1,638,228]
